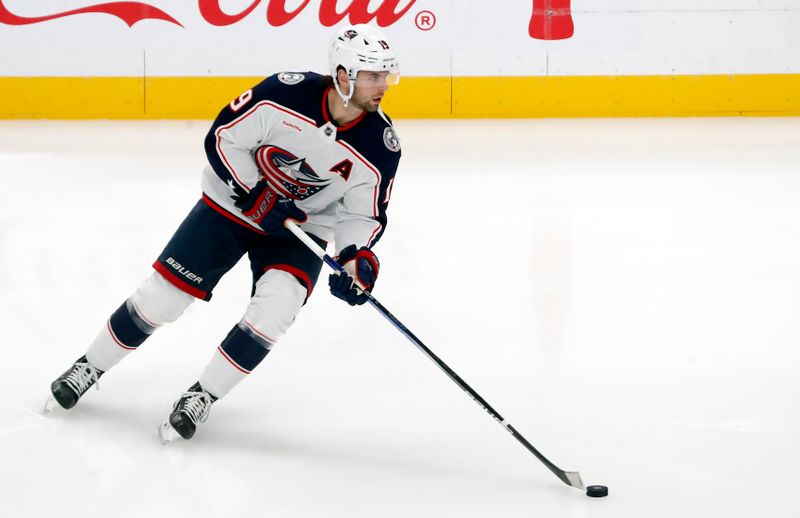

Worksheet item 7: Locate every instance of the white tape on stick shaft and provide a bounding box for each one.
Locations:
[285,221,326,259]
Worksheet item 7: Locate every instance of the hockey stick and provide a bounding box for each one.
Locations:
[284,221,584,490]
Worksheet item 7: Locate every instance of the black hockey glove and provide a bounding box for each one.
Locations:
[234,178,307,238]
[329,245,380,306]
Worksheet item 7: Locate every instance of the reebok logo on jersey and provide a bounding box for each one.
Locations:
[281,120,302,132]
[165,257,203,284]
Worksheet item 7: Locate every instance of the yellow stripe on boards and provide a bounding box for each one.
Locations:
[145,77,261,119]
[0,77,144,118]
[452,75,800,117]
[380,76,452,118]
[1,74,798,119]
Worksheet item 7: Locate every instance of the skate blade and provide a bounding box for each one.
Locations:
[43,395,62,415]
[158,419,182,444]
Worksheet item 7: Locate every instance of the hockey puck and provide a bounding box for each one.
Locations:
[586,485,608,498]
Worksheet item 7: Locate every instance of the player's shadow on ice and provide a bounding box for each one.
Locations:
[201,419,547,490]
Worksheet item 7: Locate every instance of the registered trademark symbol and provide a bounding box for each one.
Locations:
[415,10,436,31]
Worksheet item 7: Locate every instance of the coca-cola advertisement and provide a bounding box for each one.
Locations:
[0,0,581,78]
[0,1,572,38]
[0,0,422,28]
[0,1,790,78]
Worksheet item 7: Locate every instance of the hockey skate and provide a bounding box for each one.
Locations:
[44,356,104,414]
[159,382,217,443]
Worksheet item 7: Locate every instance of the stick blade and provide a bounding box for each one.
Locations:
[562,470,585,490]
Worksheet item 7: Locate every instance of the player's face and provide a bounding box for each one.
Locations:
[351,71,390,112]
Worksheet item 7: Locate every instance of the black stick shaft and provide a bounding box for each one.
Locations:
[286,223,582,489]
[359,286,575,487]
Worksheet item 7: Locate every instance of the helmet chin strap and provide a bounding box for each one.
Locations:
[334,78,356,108]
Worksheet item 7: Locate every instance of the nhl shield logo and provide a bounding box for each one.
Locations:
[277,72,305,85]
[383,127,400,152]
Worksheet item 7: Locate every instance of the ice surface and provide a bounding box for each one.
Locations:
[1,118,799,517]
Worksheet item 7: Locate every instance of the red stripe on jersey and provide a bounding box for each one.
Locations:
[322,87,366,131]
[253,145,269,172]
[153,261,209,300]
[202,194,267,235]
[215,101,316,192]
[263,101,317,126]
[366,223,382,248]
[383,177,395,204]
[321,88,330,124]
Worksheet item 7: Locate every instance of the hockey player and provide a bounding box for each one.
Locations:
[45,24,402,442]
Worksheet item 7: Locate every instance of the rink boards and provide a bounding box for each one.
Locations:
[1,1,798,118]
[2,73,799,119]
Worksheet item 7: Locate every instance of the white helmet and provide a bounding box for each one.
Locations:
[329,24,400,106]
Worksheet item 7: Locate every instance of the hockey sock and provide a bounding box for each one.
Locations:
[85,300,156,372]
[198,324,272,398]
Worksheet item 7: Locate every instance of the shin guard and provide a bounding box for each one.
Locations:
[86,300,154,371]
[198,324,272,398]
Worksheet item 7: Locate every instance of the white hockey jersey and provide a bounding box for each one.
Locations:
[200,71,401,253]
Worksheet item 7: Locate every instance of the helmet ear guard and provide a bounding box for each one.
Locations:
[329,24,400,107]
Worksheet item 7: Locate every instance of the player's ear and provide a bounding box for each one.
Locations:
[336,67,350,93]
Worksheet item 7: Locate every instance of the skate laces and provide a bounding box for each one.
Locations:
[178,391,214,425]
[64,361,101,395]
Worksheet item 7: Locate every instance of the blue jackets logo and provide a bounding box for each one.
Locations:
[255,145,330,200]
